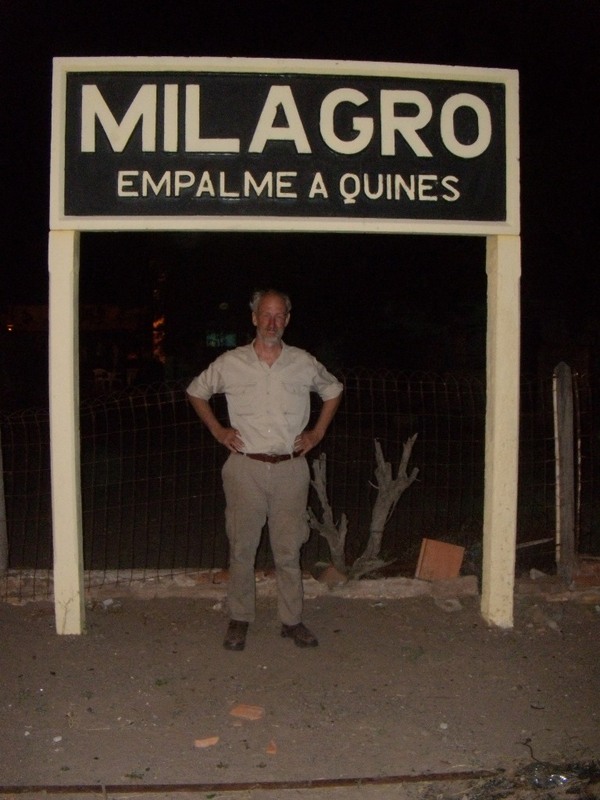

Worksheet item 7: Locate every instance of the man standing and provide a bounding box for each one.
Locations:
[187,289,343,651]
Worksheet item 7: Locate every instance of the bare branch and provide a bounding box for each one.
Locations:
[351,435,419,578]
[307,437,418,582]
[307,454,348,574]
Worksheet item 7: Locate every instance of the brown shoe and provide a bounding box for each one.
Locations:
[281,622,318,648]
[223,619,249,651]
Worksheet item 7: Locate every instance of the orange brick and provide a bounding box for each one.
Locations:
[229,704,265,721]
[194,736,219,748]
[415,538,465,581]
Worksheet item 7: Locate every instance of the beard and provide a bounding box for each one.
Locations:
[258,328,284,345]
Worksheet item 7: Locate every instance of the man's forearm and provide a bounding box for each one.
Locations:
[313,394,342,438]
[188,393,245,452]
[186,394,224,439]
[295,393,342,455]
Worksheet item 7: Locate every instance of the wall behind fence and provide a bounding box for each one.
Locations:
[1,369,598,599]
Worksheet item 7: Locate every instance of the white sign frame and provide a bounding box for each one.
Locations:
[51,56,519,236]
[48,57,520,634]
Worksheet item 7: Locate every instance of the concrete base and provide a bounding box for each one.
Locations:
[4,568,600,608]
[2,568,478,604]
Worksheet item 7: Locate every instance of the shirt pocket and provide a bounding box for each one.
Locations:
[281,381,308,417]
[226,382,258,415]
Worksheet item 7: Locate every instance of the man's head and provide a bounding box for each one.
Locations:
[250,289,291,346]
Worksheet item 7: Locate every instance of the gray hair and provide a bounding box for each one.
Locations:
[249,289,292,314]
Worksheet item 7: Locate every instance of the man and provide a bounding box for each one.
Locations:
[187,289,343,651]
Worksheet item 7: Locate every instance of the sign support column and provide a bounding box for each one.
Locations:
[49,229,85,634]
[481,234,521,627]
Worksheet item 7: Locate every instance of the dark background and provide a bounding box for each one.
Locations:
[1,1,598,402]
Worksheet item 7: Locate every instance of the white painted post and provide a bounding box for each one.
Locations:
[481,234,521,628]
[48,230,85,634]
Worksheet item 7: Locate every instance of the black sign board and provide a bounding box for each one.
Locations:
[51,58,519,233]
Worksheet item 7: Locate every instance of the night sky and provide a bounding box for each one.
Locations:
[1,1,598,377]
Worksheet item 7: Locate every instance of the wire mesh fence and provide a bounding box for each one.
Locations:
[1,368,598,599]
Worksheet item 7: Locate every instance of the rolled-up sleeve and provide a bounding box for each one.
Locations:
[187,359,225,400]
[310,357,343,401]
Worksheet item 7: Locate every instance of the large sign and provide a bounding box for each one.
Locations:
[50,57,519,234]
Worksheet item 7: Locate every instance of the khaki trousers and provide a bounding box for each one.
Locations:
[221,453,310,626]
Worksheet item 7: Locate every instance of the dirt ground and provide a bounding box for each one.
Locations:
[1,574,599,800]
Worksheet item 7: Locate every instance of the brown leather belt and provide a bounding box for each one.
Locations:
[241,452,301,464]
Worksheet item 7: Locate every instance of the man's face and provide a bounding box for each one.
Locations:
[252,294,290,345]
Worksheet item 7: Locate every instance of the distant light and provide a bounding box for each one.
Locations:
[6,324,14,332]
[218,302,229,311]
[207,331,236,348]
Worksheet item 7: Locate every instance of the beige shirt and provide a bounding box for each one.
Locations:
[187,342,343,455]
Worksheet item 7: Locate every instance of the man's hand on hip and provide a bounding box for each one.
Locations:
[294,429,323,455]
[218,427,245,452]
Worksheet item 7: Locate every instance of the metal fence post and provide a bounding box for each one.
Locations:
[553,361,576,581]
